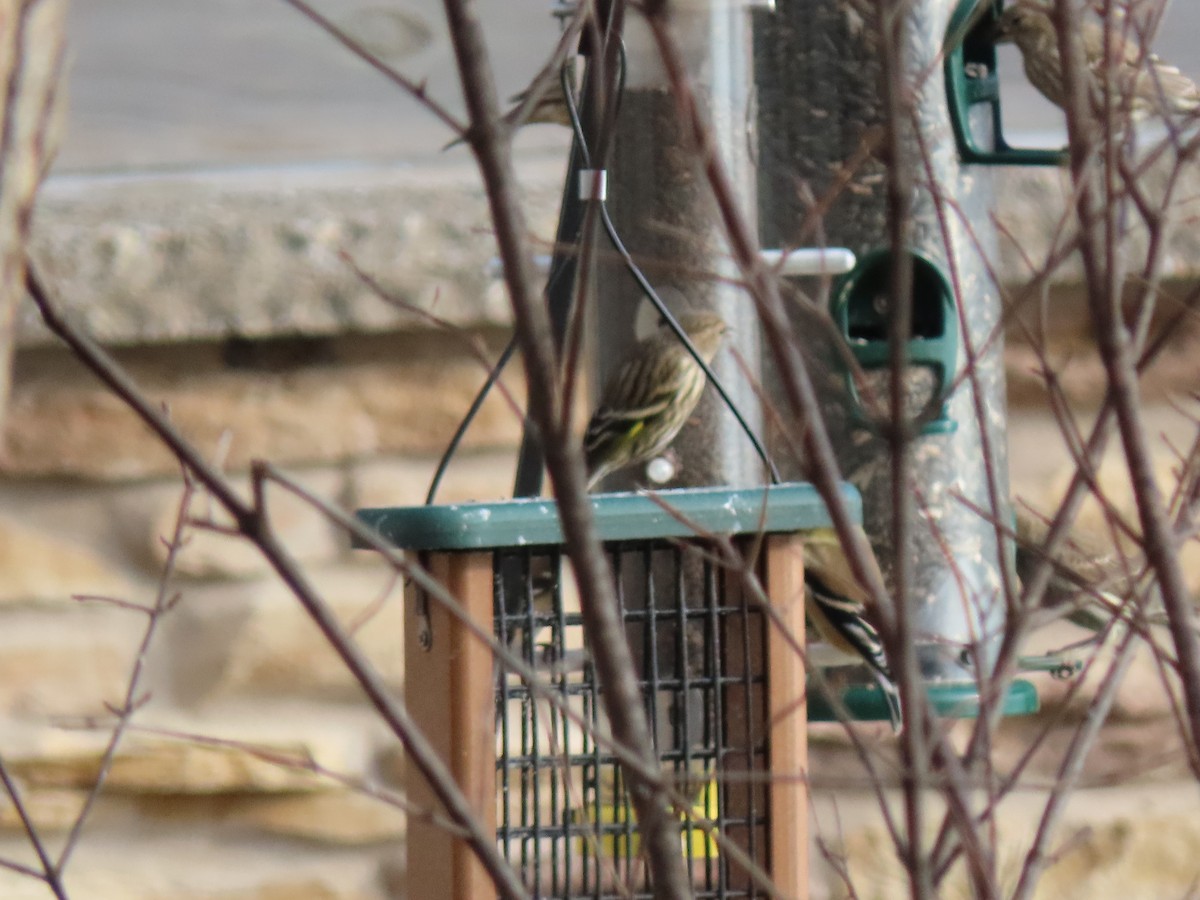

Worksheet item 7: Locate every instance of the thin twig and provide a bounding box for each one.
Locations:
[0,753,66,899]
[279,0,464,135]
[435,0,695,894]
[56,473,197,874]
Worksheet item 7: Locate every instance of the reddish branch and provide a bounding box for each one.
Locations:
[1054,0,1200,768]
[435,0,694,894]
[25,265,532,900]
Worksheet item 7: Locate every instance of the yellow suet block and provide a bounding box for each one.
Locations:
[570,778,719,859]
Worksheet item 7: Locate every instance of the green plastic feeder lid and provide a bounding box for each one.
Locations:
[356,482,861,552]
[808,678,1039,722]
[831,248,960,436]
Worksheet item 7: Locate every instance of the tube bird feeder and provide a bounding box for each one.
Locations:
[754,0,1033,701]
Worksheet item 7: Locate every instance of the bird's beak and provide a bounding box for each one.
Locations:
[987,4,1016,44]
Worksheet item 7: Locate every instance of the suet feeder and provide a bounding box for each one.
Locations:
[359,483,838,898]
[357,483,1039,898]
[831,248,959,436]
[944,0,1068,166]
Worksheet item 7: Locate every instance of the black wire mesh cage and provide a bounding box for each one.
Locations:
[494,539,770,898]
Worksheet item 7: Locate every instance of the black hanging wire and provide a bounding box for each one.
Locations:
[558,54,781,485]
[426,30,780,505]
[424,338,520,504]
[427,13,604,506]
[424,71,590,504]
[507,65,608,499]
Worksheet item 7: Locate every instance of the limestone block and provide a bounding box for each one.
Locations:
[809,687,1190,790]
[0,611,145,716]
[4,701,387,802]
[166,565,404,704]
[993,159,1200,289]
[145,469,344,580]
[997,714,1193,787]
[348,450,517,512]
[213,880,381,900]
[25,162,564,347]
[6,332,526,479]
[0,849,385,900]
[1048,452,1200,597]
[0,516,131,605]
[231,790,405,845]
[1007,332,1200,411]
[1034,813,1200,900]
[819,790,1200,899]
[10,735,328,795]
[0,787,86,833]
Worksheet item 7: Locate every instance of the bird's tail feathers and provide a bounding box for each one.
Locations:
[871,667,904,734]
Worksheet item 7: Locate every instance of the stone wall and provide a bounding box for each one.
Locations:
[3,159,1200,898]
[0,164,557,899]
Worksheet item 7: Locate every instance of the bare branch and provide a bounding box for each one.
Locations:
[24,263,530,900]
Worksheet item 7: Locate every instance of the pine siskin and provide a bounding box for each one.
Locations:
[443,71,573,150]
[802,528,903,733]
[583,312,728,492]
[504,82,572,130]
[1013,507,1157,633]
[993,2,1200,120]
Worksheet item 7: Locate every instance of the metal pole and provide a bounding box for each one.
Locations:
[756,0,1010,681]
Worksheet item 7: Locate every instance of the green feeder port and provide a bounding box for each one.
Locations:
[808,678,1039,724]
[831,249,959,436]
[944,0,1068,166]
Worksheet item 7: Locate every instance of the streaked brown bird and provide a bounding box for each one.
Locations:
[1013,507,1164,633]
[802,528,903,733]
[993,2,1200,120]
[443,73,573,150]
[584,312,728,491]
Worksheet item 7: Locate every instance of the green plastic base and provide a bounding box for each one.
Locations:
[807,678,1039,722]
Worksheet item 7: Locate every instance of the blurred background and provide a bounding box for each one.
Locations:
[0,1,1196,898]
[55,0,1198,172]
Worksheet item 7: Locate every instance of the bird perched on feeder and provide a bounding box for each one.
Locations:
[992,1,1200,120]
[443,79,573,150]
[801,528,903,733]
[443,0,592,150]
[583,312,729,491]
[1013,507,1168,633]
